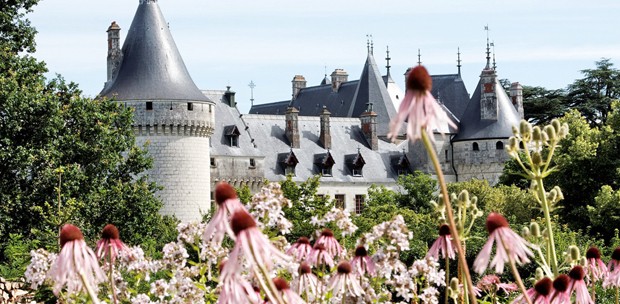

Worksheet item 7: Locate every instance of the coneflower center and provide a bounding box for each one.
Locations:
[553,274,570,292]
[586,247,601,260]
[612,247,620,261]
[438,224,451,236]
[355,246,368,257]
[534,277,552,296]
[273,278,289,291]
[296,236,310,245]
[101,224,120,240]
[60,224,84,248]
[337,261,352,274]
[568,265,585,281]
[406,65,432,92]
[231,211,257,236]
[215,182,237,205]
[321,229,334,237]
[299,262,312,275]
[485,213,509,234]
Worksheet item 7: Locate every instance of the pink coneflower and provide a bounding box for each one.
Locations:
[203,182,245,244]
[306,243,334,268]
[585,246,608,283]
[351,246,376,276]
[513,277,553,304]
[477,274,518,295]
[550,274,570,303]
[95,224,128,263]
[218,260,259,304]
[427,224,456,260]
[47,224,106,298]
[388,65,456,142]
[286,237,313,261]
[568,266,593,304]
[220,210,290,302]
[604,247,620,288]
[474,213,534,274]
[271,278,306,304]
[293,262,321,302]
[327,261,364,299]
[315,229,344,257]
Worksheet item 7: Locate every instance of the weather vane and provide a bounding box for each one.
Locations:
[248,81,256,107]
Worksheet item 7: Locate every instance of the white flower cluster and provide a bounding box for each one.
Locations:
[24,249,57,289]
[246,182,293,234]
[363,215,412,252]
[310,207,358,236]
[162,242,189,270]
[176,221,205,244]
[118,245,161,281]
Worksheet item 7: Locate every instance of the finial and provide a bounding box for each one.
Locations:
[484,25,491,69]
[457,47,462,76]
[417,49,422,66]
[491,41,497,71]
[366,102,374,112]
[248,80,256,107]
[366,35,371,54]
[324,65,327,77]
[370,35,374,55]
[385,45,391,76]
[357,146,361,153]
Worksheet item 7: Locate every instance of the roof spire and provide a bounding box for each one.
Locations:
[484,25,491,69]
[491,41,497,71]
[457,47,462,76]
[385,45,391,76]
[417,49,422,65]
[370,35,374,55]
[366,34,371,54]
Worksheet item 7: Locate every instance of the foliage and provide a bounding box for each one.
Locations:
[396,171,438,212]
[588,185,620,240]
[522,86,568,125]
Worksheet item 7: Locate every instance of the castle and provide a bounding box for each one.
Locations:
[99,0,523,221]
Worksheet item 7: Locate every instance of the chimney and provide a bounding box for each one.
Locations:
[510,82,524,119]
[285,107,300,148]
[330,69,348,92]
[224,86,236,107]
[106,21,122,83]
[291,75,306,100]
[319,106,331,149]
[479,67,498,121]
[360,104,378,151]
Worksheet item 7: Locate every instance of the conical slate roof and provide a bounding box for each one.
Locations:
[452,72,520,141]
[99,0,209,102]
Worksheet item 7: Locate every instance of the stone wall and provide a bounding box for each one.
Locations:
[452,139,509,184]
[211,156,265,193]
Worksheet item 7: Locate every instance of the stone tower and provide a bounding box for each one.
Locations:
[99,0,215,221]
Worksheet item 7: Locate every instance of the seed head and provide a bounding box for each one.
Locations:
[485,213,509,234]
[321,229,334,237]
[60,224,84,248]
[101,224,120,240]
[534,277,553,296]
[230,210,257,236]
[586,247,601,260]
[313,243,326,251]
[337,261,352,274]
[355,246,368,257]
[299,262,312,274]
[296,236,310,245]
[215,182,237,205]
[611,247,620,261]
[553,274,570,292]
[438,224,451,236]
[406,65,432,92]
[273,277,289,291]
[568,265,585,281]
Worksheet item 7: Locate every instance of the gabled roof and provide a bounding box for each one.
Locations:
[100,1,209,102]
[314,151,335,167]
[430,74,471,120]
[452,71,520,142]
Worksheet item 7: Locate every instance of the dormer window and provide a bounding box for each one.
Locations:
[224,125,241,147]
[315,151,335,177]
[393,152,411,175]
[280,150,299,177]
[347,150,366,177]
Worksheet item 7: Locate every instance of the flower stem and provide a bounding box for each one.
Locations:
[78,270,100,304]
[615,286,618,304]
[445,256,450,304]
[421,131,476,304]
[108,248,118,304]
[501,236,532,304]
[536,177,559,276]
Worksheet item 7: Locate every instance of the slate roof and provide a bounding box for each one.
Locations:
[452,73,521,142]
[242,114,403,183]
[203,90,262,157]
[430,74,471,120]
[100,1,209,102]
[249,53,397,136]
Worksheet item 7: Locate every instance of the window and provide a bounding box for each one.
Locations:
[496,141,504,150]
[322,167,332,176]
[285,165,295,176]
[472,142,480,151]
[335,194,345,209]
[352,168,362,177]
[224,125,241,148]
[146,102,153,110]
[249,158,256,168]
[229,135,239,147]
[355,195,365,214]
[210,157,216,167]
[187,102,194,111]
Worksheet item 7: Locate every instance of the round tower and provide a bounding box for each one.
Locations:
[100,0,214,221]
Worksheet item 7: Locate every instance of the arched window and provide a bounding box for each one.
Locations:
[472,142,480,151]
[496,141,504,150]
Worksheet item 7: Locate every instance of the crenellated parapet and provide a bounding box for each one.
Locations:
[125,100,215,137]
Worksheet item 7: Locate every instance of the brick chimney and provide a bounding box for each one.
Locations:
[360,104,378,151]
[479,67,498,121]
[510,82,524,119]
[330,69,348,92]
[292,75,306,100]
[319,106,331,149]
[285,107,300,148]
[224,86,236,107]
[106,21,122,84]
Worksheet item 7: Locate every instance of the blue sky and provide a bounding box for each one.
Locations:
[29,0,620,114]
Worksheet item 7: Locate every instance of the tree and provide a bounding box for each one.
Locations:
[522,86,568,125]
[0,0,176,262]
[396,171,437,212]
